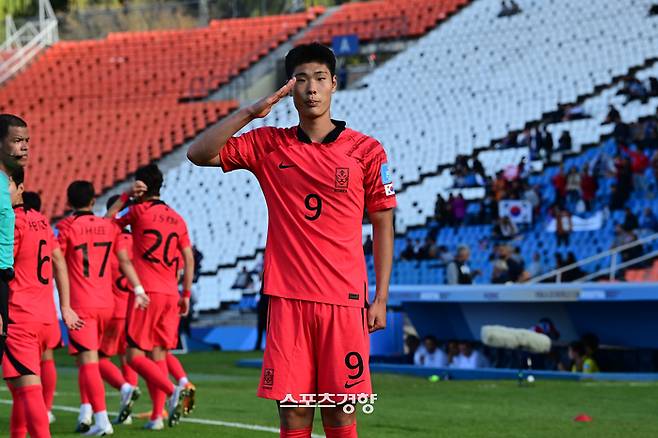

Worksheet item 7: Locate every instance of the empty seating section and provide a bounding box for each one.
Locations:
[300,0,469,44]
[160,0,658,306]
[0,11,324,218]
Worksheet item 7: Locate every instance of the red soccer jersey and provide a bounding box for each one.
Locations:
[219,121,397,307]
[57,212,120,310]
[9,206,58,324]
[115,200,191,296]
[110,231,133,318]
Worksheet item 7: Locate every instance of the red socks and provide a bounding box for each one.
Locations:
[128,356,174,396]
[280,426,313,438]
[16,385,51,438]
[78,369,90,404]
[79,363,107,412]
[122,362,138,387]
[99,358,126,390]
[324,422,357,438]
[8,383,27,438]
[146,360,169,420]
[166,353,187,381]
[40,360,57,412]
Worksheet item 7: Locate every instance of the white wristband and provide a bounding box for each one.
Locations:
[134,285,146,296]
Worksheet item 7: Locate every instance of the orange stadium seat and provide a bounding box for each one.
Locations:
[299,0,468,45]
[0,9,324,219]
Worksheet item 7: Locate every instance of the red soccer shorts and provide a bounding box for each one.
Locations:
[68,307,113,355]
[126,292,179,352]
[99,318,127,357]
[2,323,46,379]
[40,322,63,351]
[257,296,372,401]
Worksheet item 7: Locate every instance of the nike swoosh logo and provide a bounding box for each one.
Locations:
[344,379,365,389]
[278,163,296,169]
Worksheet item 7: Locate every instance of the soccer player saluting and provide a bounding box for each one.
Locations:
[57,181,143,436]
[2,166,83,438]
[106,164,195,429]
[187,43,396,438]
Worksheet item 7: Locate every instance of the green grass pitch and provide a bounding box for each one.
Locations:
[1,351,657,437]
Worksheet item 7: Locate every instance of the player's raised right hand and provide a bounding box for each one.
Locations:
[131,180,148,200]
[247,78,296,119]
[62,306,85,330]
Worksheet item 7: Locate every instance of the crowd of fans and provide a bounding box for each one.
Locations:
[403,109,658,284]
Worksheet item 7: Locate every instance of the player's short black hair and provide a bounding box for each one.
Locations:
[285,43,336,78]
[0,114,27,142]
[106,194,120,211]
[135,164,163,197]
[9,166,24,186]
[23,191,41,212]
[67,180,95,209]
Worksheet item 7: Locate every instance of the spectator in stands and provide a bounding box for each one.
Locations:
[414,335,448,367]
[652,150,658,183]
[556,208,573,247]
[400,238,416,260]
[492,171,507,202]
[472,153,486,181]
[450,342,489,369]
[437,245,453,265]
[417,237,438,260]
[621,207,639,232]
[523,184,541,218]
[566,341,599,373]
[620,231,643,264]
[558,131,572,151]
[232,266,253,290]
[639,207,658,232]
[446,245,479,284]
[604,105,621,124]
[552,164,567,206]
[609,184,626,211]
[562,252,585,282]
[403,335,421,365]
[580,166,597,211]
[479,194,497,224]
[566,166,581,205]
[612,224,633,250]
[450,193,467,226]
[499,245,526,282]
[499,216,519,240]
[527,252,544,278]
[621,144,650,196]
[363,234,373,256]
[615,157,634,204]
[542,126,554,163]
[434,194,449,227]
[491,259,510,284]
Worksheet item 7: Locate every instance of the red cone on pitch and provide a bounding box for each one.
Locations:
[574,414,593,422]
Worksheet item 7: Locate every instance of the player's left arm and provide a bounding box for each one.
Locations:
[179,246,195,317]
[52,247,84,330]
[367,208,394,333]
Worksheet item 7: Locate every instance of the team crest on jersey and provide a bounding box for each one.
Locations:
[335,167,349,192]
[381,163,395,196]
[263,368,274,388]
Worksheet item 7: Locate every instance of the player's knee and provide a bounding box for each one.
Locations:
[77,350,98,365]
[279,406,314,428]
[320,405,356,427]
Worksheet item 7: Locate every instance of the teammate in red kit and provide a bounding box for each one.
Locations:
[97,194,142,426]
[2,167,83,438]
[58,181,143,436]
[106,164,195,429]
[187,43,395,438]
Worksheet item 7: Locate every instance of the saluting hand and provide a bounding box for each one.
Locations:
[247,78,296,119]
